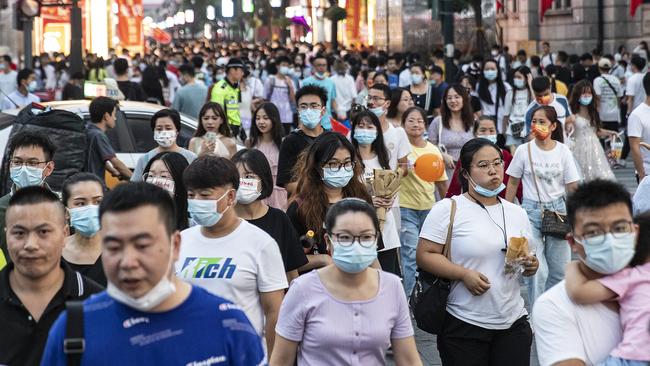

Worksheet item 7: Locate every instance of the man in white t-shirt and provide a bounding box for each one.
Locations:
[540,41,555,69]
[366,83,411,274]
[625,56,647,112]
[532,180,631,366]
[0,55,17,98]
[177,155,288,354]
[628,72,650,181]
[593,58,623,131]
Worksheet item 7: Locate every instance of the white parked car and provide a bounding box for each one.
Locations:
[0,100,199,169]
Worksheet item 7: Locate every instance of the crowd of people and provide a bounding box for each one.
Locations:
[0,39,648,366]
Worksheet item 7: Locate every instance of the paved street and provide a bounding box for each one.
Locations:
[390,161,638,366]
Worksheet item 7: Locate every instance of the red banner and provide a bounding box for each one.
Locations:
[631,0,642,16]
[539,0,553,21]
[116,0,144,49]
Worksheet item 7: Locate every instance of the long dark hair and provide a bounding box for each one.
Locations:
[143,152,189,230]
[477,59,507,107]
[386,87,411,119]
[530,105,564,143]
[61,172,106,206]
[231,149,274,200]
[195,102,232,137]
[141,66,164,105]
[440,84,474,131]
[511,66,532,109]
[630,212,650,267]
[458,138,503,192]
[350,110,390,169]
[248,102,284,149]
[291,132,372,242]
[569,79,602,130]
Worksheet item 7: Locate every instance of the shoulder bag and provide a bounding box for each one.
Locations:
[410,198,457,335]
[527,143,570,239]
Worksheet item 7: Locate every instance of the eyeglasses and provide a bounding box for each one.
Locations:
[10,159,49,168]
[365,96,386,103]
[143,172,172,181]
[578,221,635,244]
[323,160,356,172]
[331,232,378,247]
[298,103,323,111]
[471,158,504,171]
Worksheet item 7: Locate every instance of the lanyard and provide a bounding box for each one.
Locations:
[467,193,508,252]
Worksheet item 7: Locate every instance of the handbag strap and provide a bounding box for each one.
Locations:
[441,198,457,260]
[526,142,544,215]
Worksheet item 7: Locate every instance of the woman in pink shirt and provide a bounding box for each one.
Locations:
[270,198,422,366]
[565,212,650,365]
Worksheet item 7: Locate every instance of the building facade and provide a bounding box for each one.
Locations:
[498,0,650,56]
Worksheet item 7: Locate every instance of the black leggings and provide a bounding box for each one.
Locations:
[437,312,532,366]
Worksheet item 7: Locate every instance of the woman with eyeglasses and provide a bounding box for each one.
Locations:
[417,138,538,365]
[350,110,402,275]
[286,132,373,273]
[427,84,476,185]
[386,87,415,128]
[142,151,190,230]
[446,116,522,201]
[271,198,422,366]
[61,173,107,286]
[505,106,581,307]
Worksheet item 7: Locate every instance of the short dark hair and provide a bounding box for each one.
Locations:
[113,58,129,75]
[89,96,119,123]
[325,198,380,234]
[99,182,177,235]
[579,53,593,62]
[17,68,34,86]
[150,108,181,132]
[369,83,391,100]
[643,73,650,96]
[61,172,105,206]
[295,84,328,106]
[8,186,65,223]
[179,64,195,77]
[9,130,56,161]
[231,149,273,200]
[531,76,551,93]
[566,179,632,228]
[430,65,443,76]
[631,55,646,71]
[183,155,239,191]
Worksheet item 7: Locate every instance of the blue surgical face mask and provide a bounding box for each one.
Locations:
[369,107,385,118]
[578,232,636,274]
[299,109,322,129]
[353,128,377,145]
[10,165,44,189]
[479,134,498,144]
[483,70,498,81]
[410,74,423,85]
[279,66,290,75]
[187,190,231,227]
[315,72,326,79]
[323,167,354,188]
[69,205,100,237]
[513,78,526,89]
[468,175,505,197]
[28,80,38,92]
[579,96,593,106]
[331,239,377,273]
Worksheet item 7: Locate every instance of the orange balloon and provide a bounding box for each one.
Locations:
[414,153,445,182]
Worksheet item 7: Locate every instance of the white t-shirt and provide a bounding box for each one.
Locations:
[532,280,621,366]
[625,72,646,110]
[419,196,530,330]
[507,141,581,202]
[383,123,411,170]
[478,81,512,133]
[504,88,531,136]
[594,74,623,123]
[541,53,555,68]
[176,220,288,336]
[627,102,650,174]
[524,94,572,134]
[0,70,17,97]
[363,156,401,251]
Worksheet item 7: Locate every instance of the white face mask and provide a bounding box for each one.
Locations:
[146,176,175,195]
[236,178,261,204]
[106,241,176,312]
[154,130,177,148]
